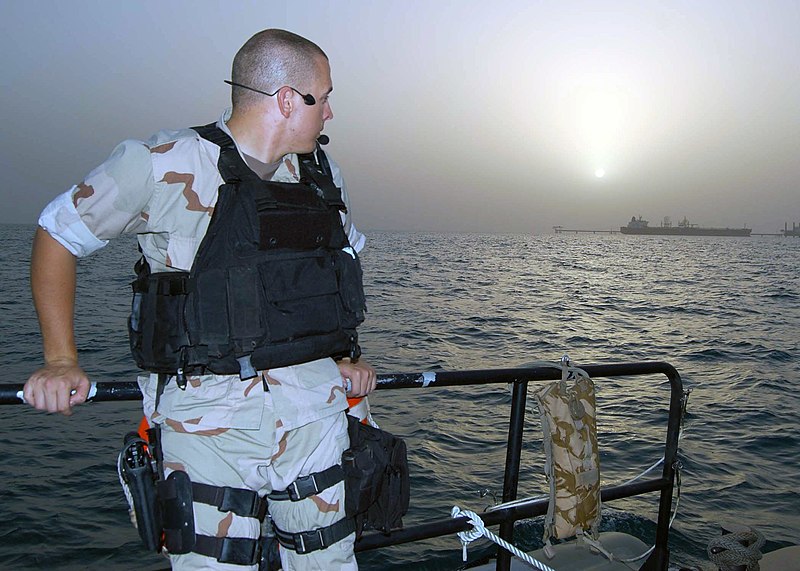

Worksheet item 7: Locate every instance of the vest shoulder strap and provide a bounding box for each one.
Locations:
[191,122,259,184]
[192,122,234,149]
[298,151,346,211]
[192,122,345,209]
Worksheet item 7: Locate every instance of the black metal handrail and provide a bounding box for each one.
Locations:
[358,362,683,571]
[1,361,683,570]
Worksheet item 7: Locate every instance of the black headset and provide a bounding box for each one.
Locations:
[224,80,315,105]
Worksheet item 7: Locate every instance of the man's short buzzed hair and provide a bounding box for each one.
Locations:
[231,29,328,110]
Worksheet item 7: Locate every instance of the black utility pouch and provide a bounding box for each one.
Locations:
[158,470,196,553]
[342,416,410,537]
[128,270,190,373]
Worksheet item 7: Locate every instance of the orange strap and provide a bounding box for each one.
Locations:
[137,416,150,442]
[347,397,364,408]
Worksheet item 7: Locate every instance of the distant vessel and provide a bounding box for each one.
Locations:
[620,216,751,237]
[783,222,800,237]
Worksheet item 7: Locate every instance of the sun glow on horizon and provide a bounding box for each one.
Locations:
[549,74,645,186]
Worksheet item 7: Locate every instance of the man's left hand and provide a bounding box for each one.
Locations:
[337,358,376,397]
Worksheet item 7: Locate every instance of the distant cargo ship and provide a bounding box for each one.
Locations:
[620,216,752,237]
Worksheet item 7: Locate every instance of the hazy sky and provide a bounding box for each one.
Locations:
[1,0,798,233]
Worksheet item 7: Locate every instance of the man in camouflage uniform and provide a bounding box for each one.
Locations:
[23,29,375,570]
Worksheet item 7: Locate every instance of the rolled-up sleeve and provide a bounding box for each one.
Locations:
[37,139,155,257]
[38,189,108,257]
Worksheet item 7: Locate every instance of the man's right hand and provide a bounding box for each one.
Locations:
[23,359,91,415]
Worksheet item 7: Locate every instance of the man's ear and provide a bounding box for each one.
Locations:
[277,86,294,118]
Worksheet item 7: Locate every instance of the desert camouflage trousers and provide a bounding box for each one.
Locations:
[160,392,356,571]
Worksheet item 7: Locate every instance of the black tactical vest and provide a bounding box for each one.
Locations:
[128,123,366,380]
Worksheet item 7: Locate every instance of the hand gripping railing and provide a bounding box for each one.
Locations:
[2,361,683,571]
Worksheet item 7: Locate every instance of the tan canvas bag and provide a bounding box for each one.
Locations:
[533,360,601,551]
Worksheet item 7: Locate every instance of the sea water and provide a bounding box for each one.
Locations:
[0,224,798,570]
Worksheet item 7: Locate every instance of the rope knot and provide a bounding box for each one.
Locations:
[708,527,765,571]
[452,506,485,561]
[450,505,556,571]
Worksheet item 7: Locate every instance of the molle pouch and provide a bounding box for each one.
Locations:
[342,418,383,535]
[533,364,601,545]
[128,270,190,373]
[342,415,409,537]
[258,253,341,342]
[190,268,230,348]
[334,249,367,323]
[367,430,410,534]
[224,265,267,353]
[158,470,196,554]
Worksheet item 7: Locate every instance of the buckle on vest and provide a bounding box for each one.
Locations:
[175,368,187,390]
[349,336,361,361]
[237,355,257,381]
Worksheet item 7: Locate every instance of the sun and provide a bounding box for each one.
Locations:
[595,168,606,178]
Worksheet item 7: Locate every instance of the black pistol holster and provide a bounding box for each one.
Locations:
[118,431,162,552]
[119,425,276,567]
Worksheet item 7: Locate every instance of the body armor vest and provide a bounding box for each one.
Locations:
[128,123,366,379]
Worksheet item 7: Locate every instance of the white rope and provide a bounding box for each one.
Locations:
[451,506,556,571]
[489,451,660,513]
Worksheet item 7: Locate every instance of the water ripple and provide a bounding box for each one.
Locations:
[2,226,799,569]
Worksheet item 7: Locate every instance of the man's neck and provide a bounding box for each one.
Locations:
[226,110,287,164]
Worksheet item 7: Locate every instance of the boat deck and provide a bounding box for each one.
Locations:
[468,532,650,570]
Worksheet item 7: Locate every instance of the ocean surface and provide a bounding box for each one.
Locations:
[1,223,798,570]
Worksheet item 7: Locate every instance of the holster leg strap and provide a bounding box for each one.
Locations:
[273,517,355,555]
[159,471,268,564]
[192,482,267,520]
[267,464,345,502]
[193,534,260,566]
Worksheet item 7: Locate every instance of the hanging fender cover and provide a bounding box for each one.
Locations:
[533,365,601,543]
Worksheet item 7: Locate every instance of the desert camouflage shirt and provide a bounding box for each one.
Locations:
[39,109,365,431]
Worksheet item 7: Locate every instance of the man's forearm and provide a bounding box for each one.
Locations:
[31,227,78,364]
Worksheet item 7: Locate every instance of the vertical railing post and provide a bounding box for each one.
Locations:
[641,365,682,571]
[496,379,528,571]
